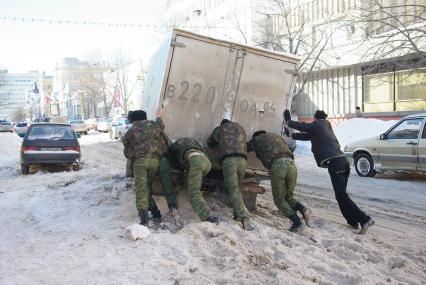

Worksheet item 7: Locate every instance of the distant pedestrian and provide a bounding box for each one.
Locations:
[355,106,363,118]
[284,109,374,234]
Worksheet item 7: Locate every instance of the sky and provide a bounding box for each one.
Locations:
[0,0,168,73]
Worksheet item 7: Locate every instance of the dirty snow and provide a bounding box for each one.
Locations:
[0,121,425,285]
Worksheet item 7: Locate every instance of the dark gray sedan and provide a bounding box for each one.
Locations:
[20,123,81,174]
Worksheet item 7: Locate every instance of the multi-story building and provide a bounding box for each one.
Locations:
[0,70,41,120]
[54,58,111,120]
[265,0,426,121]
[165,0,255,44]
[165,0,426,122]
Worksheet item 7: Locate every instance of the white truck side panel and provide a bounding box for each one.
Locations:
[142,35,172,120]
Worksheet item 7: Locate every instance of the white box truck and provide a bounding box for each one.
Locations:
[142,29,300,210]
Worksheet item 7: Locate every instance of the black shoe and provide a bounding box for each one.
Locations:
[241,217,254,231]
[289,213,304,233]
[151,209,162,224]
[139,210,149,226]
[348,222,359,230]
[359,218,375,235]
[206,215,220,225]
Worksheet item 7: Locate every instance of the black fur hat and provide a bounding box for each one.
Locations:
[132,110,147,121]
[314,110,328,120]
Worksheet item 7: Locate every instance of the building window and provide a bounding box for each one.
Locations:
[363,73,394,103]
[363,67,426,112]
[396,69,426,101]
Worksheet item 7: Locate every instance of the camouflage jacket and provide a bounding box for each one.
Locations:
[167,137,205,170]
[122,118,168,160]
[247,132,294,169]
[207,121,247,160]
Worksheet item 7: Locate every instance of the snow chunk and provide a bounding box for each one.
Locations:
[125,224,150,240]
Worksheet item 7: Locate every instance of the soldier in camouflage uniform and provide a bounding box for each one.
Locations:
[159,138,220,224]
[247,130,311,233]
[122,109,168,226]
[207,119,253,231]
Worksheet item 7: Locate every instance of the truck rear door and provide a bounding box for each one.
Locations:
[161,34,237,143]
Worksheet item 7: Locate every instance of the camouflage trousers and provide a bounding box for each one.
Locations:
[160,155,213,220]
[270,157,299,218]
[133,157,160,212]
[222,156,249,220]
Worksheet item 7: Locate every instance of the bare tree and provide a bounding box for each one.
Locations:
[354,0,426,73]
[76,51,113,118]
[254,0,336,107]
[108,50,137,115]
[10,106,25,122]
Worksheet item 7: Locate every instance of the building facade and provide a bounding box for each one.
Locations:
[0,70,42,121]
[165,0,255,45]
[53,58,111,120]
[165,0,426,122]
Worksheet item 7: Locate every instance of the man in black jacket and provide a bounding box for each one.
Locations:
[283,109,374,234]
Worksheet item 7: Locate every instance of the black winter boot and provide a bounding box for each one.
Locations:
[139,210,149,226]
[241,217,254,231]
[295,202,311,226]
[151,209,162,224]
[289,213,304,233]
[206,215,220,225]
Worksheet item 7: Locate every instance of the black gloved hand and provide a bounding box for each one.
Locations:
[284,109,291,122]
[284,127,290,137]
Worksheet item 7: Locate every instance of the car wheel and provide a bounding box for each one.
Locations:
[118,132,123,141]
[21,164,30,175]
[72,163,80,171]
[354,153,376,177]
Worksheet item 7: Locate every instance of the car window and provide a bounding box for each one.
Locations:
[16,122,27,127]
[387,118,423,139]
[27,125,75,140]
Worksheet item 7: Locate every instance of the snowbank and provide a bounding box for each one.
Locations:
[0,133,22,177]
[334,118,397,148]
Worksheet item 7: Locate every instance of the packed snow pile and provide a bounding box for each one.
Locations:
[295,118,398,154]
[0,133,22,177]
[334,118,397,147]
[125,224,151,240]
[0,131,425,284]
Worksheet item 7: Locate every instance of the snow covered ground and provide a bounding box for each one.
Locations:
[0,120,425,285]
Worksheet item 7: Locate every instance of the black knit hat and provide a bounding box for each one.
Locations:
[314,110,328,119]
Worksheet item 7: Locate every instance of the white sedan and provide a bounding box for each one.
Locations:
[344,113,426,177]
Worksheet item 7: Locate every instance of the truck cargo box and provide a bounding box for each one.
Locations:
[143,29,299,175]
